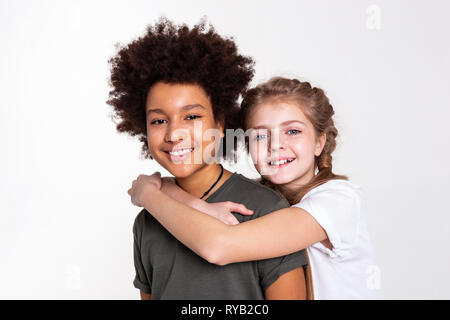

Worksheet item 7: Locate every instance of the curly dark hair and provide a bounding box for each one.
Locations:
[106,17,255,161]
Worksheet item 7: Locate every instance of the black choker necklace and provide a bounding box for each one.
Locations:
[175,164,224,199]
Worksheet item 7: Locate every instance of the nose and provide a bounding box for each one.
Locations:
[269,130,286,152]
[165,123,188,143]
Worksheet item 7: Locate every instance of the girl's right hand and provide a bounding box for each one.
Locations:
[204,201,254,225]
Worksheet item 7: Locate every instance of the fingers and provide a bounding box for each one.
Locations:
[227,202,254,216]
[127,187,136,205]
[225,215,240,226]
[135,172,161,181]
[164,177,176,185]
[164,176,176,184]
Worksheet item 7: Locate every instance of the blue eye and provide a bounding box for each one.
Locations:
[255,135,267,141]
[287,129,301,135]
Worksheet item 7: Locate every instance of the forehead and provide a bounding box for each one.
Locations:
[145,82,212,113]
[247,101,312,129]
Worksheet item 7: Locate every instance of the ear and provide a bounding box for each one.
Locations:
[314,133,326,157]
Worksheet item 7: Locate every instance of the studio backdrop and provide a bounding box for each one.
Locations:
[1,0,449,299]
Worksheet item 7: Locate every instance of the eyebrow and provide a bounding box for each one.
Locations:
[252,120,307,129]
[146,104,206,116]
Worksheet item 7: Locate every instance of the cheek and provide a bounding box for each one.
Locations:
[249,141,268,168]
[198,129,221,152]
[146,127,167,151]
[146,128,156,145]
[197,117,219,142]
[290,139,317,168]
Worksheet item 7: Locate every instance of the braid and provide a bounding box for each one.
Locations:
[317,124,337,171]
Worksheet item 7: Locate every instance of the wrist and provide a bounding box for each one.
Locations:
[186,196,203,211]
[141,184,163,210]
[192,198,212,214]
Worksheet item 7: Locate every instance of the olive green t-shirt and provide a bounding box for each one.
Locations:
[132,172,307,299]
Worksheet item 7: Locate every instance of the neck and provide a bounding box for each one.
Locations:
[176,163,233,199]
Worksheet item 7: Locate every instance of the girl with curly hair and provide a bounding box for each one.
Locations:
[129,76,382,300]
[109,18,308,300]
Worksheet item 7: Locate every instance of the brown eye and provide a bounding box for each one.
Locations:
[185,115,201,120]
[150,119,167,125]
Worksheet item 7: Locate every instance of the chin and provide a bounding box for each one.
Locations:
[262,173,295,186]
[154,159,193,178]
[168,166,197,178]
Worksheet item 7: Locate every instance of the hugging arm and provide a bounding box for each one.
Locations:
[141,179,327,265]
[160,177,253,225]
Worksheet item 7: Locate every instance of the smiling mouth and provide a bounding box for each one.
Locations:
[268,158,296,166]
[164,147,195,162]
[167,147,194,156]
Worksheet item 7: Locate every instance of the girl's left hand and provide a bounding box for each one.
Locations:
[128,172,162,207]
[204,201,254,225]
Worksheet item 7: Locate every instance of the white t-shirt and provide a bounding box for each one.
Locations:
[293,179,382,299]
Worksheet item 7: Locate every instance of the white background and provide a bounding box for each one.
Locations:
[1,0,449,299]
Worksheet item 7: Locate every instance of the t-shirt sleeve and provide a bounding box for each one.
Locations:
[132,214,152,294]
[257,197,308,291]
[293,181,361,259]
[258,250,308,291]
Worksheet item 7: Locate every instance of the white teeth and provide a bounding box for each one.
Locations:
[269,158,294,166]
[169,148,193,156]
[274,160,288,165]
